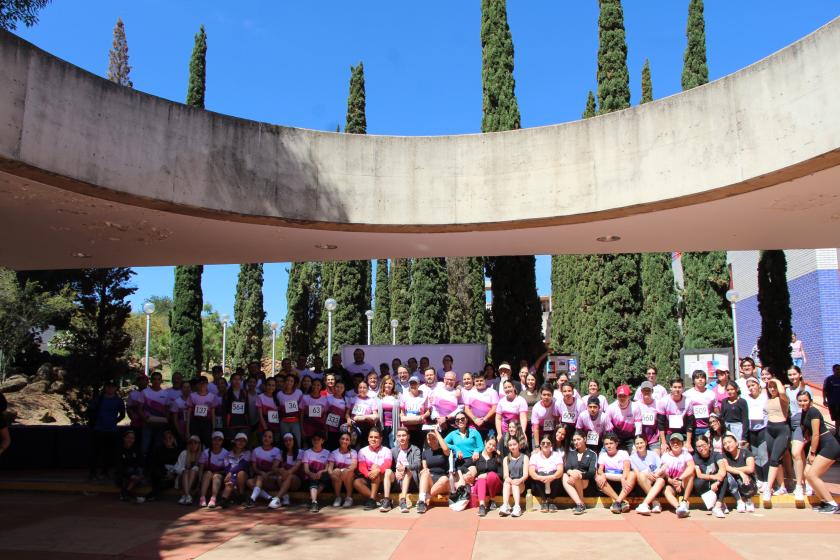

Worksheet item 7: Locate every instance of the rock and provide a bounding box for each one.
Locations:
[48,381,66,394]
[22,380,50,394]
[0,375,28,393]
[33,363,55,383]
[54,368,68,381]
[141,357,162,371]
[40,411,56,423]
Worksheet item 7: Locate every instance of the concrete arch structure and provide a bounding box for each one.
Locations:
[1,19,840,269]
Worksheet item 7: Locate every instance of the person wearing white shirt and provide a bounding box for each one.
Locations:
[633,367,667,402]
[345,348,376,377]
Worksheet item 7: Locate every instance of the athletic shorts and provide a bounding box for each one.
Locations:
[817,433,840,460]
[429,471,448,484]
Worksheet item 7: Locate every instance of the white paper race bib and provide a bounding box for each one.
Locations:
[231,402,245,415]
[641,412,656,426]
[194,405,208,418]
[668,414,684,429]
[586,431,599,445]
[267,410,280,424]
[284,400,299,414]
[692,405,709,419]
[543,418,555,432]
[326,413,341,428]
[309,404,323,418]
[561,411,577,424]
[352,403,367,416]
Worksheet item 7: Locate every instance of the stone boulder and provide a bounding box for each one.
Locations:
[48,381,66,394]
[32,363,56,383]
[22,380,50,394]
[0,375,28,393]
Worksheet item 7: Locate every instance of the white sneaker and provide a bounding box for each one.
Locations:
[745,501,755,513]
[773,486,788,496]
[184,495,193,505]
[498,503,511,516]
[794,486,805,501]
[757,481,767,494]
[135,496,146,504]
[712,506,725,518]
[268,497,281,510]
[651,500,662,513]
[736,500,746,513]
[511,505,522,517]
[805,483,814,496]
[676,501,689,518]
[636,503,651,515]
[281,494,290,506]
[343,497,354,508]
[762,488,772,503]
[177,495,187,505]
[332,496,343,508]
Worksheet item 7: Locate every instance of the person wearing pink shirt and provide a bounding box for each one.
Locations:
[684,370,717,439]
[596,432,635,514]
[712,369,731,410]
[495,380,528,444]
[256,377,282,441]
[169,381,193,444]
[420,368,439,399]
[529,435,564,513]
[325,379,348,450]
[269,432,303,508]
[464,371,498,440]
[300,378,328,447]
[244,431,281,508]
[633,367,668,402]
[354,428,393,510]
[658,432,695,518]
[378,375,400,448]
[327,432,358,508]
[399,376,430,448]
[302,433,332,512]
[530,384,559,450]
[276,375,304,447]
[125,375,148,431]
[575,396,614,451]
[606,385,641,452]
[635,382,661,451]
[197,431,229,508]
[585,380,608,413]
[220,433,250,507]
[657,378,689,452]
[554,382,585,449]
[431,371,463,433]
[186,378,216,447]
[140,372,171,460]
[347,381,380,450]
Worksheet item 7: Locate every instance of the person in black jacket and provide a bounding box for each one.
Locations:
[148,430,182,501]
[115,430,145,503]
[491,362,522,394]
[562,430,598,514]
[87,379,125,480]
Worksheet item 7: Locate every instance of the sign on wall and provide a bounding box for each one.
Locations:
[680,348,734,381]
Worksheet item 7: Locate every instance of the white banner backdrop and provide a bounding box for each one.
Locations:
[340,344,487,380]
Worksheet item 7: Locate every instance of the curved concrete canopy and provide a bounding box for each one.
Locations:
[1,19,840,269]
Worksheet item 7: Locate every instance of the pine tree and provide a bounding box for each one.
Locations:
[446,257,487,344]
[682,0,709,90]
[481,0,543,365]
[390,259,412,344]
[372,259,391,344]
[640,253,682,379]
[230,263,264,368]
[409,258,448,344]
[756,250,792,381]
[641,59,652,103]
[597,0,631,113]
[107,18,132,87]
[171,25,207,375]
[583,90,597,118]
[284,262,321,358]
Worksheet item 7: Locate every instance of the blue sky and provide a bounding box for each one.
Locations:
[15,1,839,324]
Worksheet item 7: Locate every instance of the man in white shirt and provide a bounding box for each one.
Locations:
[345,348,376,377]
[633,366,667,402]
[292,354,312,378]
[419,368,439,399]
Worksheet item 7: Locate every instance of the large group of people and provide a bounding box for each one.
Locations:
[87,350,840,517]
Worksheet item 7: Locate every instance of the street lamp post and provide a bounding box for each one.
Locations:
[325,298,338,361]
[221,314,230,372]
[390,318,398,345]
[142,302,155,377]
[270,322,279,376]
[725,289,740,361]
[365,310,374,345]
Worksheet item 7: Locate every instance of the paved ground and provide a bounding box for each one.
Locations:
[0,491,837,560]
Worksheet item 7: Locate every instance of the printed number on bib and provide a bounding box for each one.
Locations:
[641,412,656,426]
[194,405,208,418]
[692,405,709,419]
[284,400,299,414]
[309,405,323,418]
[668,414,683,430]
[352,404,367,416]
[543,418,555,432]
[267,410,280,424]
[585,431,599,446]
[561,411,577,424]
[326,413,341,428]
[231,402,245,415]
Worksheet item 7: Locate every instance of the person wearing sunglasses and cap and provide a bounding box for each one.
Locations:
[491,362,521,395]
[198,431,230,508]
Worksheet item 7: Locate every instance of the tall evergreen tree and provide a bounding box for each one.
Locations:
[756,251,792,381]
[409,258,448,344]
[597,0,631,113]
[372,259,391,344]
[640,253,682,379]
[284,262,321,358]
[107,17,132,87]
[171,25,207,375]
[230,263,264,368]
[680,0,730,349]
[481,0,543,365]
[390,259,412,344]
[641,59,652,103]
[446,257,487,344]
[583,90,597,118]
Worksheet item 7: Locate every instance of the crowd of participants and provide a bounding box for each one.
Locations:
[86,349,840,517]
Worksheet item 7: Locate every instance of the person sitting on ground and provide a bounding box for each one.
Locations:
[270,432,303,508]
[722,432,757,513]
[458,436,502,515]
[529,434,564,513]
[175,435,202,504]
[500,435,529,517]
[576,395,613,451]
[631,435,663,515]
[417,427,451,514]
[659,432,695,518]
[354,427,393,511]
[148,429,181,502]
[692,435,730,518]
[596,432,636,514]
[220,432,251,506]
[328,431,358,508]
[115,430,145,504]
[244,430,281,508]
[198,431,230,508]
[562,430,598,514]
[383,427,422,513]
[445,411,484,472]
[302,432,332,512]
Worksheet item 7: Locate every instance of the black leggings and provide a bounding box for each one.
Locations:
[529,477,564,499]
[693,476,728,503]
[765,421,791,467]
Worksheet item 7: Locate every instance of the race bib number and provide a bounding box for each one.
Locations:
[692,405,709,419]
[352,403,367,416]
[543,418,555,432]
[194,405,208,418]
[267,410,280,424]
[309,405,323,418]
[561,411,577,424]
[641,412,656,426]
[586,431,599,446]
[326,413,341,428]
[231,402,245,415]
[284,400,299,414]
[749,418,764,431]
[668,414,684,430]
[406,409,421,417]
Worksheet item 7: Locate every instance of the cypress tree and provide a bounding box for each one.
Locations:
[171,25,207,375]
[641,59,652,103]
[372,259,391,344]
[756,250,792,381]
[446,257,487,344]
[390,259,412,344]
[640,253,682,379]
[583,90,597,118]
[284,262,321,358]
[409,258,448,344]
[230,263,264,368]
[481,0,543,365]
[107,18,132,87]
[596,0,630,113]
[680,0,731,349]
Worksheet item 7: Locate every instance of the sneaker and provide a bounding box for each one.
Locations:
[636,503,651,515]
[184,495,193,506]
[333,496,343,508]
[267,497,281,510]
[417,501,427,514]
[762,488,772,503]
[805,483,814,496]
[177,495,187,505]
[243,498,255,509]
[817,502,838,514]
[511,505,522,517]
[540,502,549,513]
[610,501,622,515]
[343,497,354,508]
[135,496,146,504]
[745,501,755,513]
[548,503,558,512]
[478,504,487,517]
[199,497,207,508]
[399,499,409,513]
[498,503,511,516]
[380,498,392,512]
[621,500,630,513]
[736,499,746,513]
[793,486,805,502]
[721,503,730,514]
[207,498,217,509]
[310,501,320,513]
[364,498,377,511]
[773,486,788,496]
[651,500,662,514]
[489,501,497,511]
[573,503,586,515]
[676,501,689,518]
[712,506,725,518]
[281,494,290,506]
[811,501,828,511]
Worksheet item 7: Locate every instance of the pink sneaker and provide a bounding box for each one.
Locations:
[208,497,217,509]
[199,496,207,508]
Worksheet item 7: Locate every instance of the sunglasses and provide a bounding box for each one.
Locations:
[456,417,467,422]
[540,441,553,446]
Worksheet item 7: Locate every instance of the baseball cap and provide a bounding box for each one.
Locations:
[616,384,631,397]
[669,432,685,442]
[640,381,654,391]
[498,362,512,372]
[409,375,421,384]
[188,435,201,443]
[211,431,224,439]
[283,432,295,440]
[234,432,248,441]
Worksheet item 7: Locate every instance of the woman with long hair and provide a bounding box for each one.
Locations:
[798,390,840,513]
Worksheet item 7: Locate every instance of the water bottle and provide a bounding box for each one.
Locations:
[526,488,534,511]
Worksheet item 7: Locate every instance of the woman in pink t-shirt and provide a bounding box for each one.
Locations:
[595,432,635,514]
[327,432,358,508]
[495,380,528,443]
[529,434,563,512]
[657,432,696,518]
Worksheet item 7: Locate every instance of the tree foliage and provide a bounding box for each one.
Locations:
[171,266,204,376]
[640,253,682,379]
[757,250,792,380]
[0,0,50,30]
[480,0,520,133]
[230,263,264,368]
[597,0,630,113]
[641,58,652,104]
[284,262,321,359]
[446,257,487,344]
[107,17,132,87]
[682,252,732,348]
[682,0,709,91]
[409,258,448,344]
[582,90,597,118]
[390,259,412,344]
[186,25,207,109]
[372,259,391,344]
